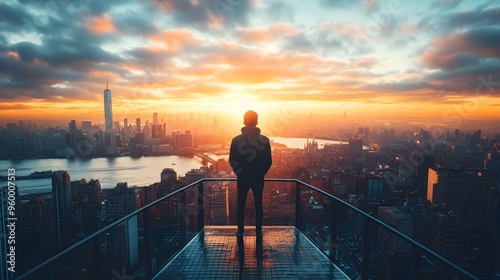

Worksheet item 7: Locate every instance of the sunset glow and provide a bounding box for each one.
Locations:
[1,0,499,125]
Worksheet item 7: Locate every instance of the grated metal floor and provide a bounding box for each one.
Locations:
[153,226,349,280]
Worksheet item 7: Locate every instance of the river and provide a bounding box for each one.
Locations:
[0,156,204,194]
[0,136,355,194]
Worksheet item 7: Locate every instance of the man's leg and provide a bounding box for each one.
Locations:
[237,181,250,234]
[251,181,264,236]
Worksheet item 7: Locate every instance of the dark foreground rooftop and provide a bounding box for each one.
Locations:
[154,226,349,280]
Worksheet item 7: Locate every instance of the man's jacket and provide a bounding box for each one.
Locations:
[229,126,272,183]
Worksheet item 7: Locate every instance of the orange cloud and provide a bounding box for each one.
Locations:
[421,29,500,70]
[237,23,299,43]
[86,14,115,34]
[6,51,19,60]
[151,29,199,51]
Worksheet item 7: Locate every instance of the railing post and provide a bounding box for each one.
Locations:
[197,180,204,231]
[295,181,301,230]
[362,219,370,280]
[143,209,152,279]
[180,191,186,244]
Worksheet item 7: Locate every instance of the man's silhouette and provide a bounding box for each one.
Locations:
[229,110,272,238]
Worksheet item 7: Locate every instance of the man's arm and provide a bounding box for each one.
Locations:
[229,138,241,175]
[263,139,272,175]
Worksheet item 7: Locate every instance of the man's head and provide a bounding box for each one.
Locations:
[243,110,258,127]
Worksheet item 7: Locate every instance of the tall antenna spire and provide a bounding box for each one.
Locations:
[106,77,109,90]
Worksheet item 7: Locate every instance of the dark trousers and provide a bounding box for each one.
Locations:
[237,180,264,233]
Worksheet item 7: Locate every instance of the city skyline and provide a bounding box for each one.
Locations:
[0,0,499,124]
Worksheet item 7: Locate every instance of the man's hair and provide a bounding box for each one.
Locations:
[243,110,258,127]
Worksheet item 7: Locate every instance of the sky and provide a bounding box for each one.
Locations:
[1,0,500,125]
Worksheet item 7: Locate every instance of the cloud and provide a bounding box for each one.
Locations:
[314,21,373,55]
[265,1,295,22]
[442,7,500,31]
[319,0,362,8]
[1,0,500,117]
[114,13,159,35]
[363,0,379,13]
[0,2,30,28]
[125,47,173,70]
[85,14,116,34]
[351,57,379,68]
[432,0,461,9]
[151,29,200,51]
[150,0,256,29]
[421,27,500,71]
[236,23,299,44]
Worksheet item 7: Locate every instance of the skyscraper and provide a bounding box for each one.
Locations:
[161,168,177,184]
[211,185,229,225]
[104,81,114,153]
[123,118,128,136]
[136,118,141,134]
[17,197,55,275]
[153,112,158,126]
[68,120,77,145]
[427,166,492,232]
[378,207,414,279]
[52,170,72,250]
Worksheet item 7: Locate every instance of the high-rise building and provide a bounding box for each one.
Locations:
[68,120,77,145]
[416,156,435,198]
[470,129,481,148]
[104,81,114,154]
[123,118,128,136]
[413,211,437,251]
[106,183,139,221]
[102,183,139,272]
[153,112,158,126]
[52,170,72,250]
[368,179,384,199]
[71,179,102,233]
[161,168,177,184]
[17,197,55,275]
[378,207,414,279]
[173,131,193,153]
[211,185,229,225]
[436,212,464,265]
[427,166,493,232]
[184,169,206,185]
[136,118,141,134]
[349,139,363,158]
[81,121,92,133]
[485,152,500,175]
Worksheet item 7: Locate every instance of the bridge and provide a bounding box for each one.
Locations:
[194,153,217,165]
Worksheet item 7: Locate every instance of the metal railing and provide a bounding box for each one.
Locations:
[16,178,478,280]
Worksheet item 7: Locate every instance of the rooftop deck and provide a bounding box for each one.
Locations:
[154,226,350,280]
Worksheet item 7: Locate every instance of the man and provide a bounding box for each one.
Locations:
[229,110,272,238]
